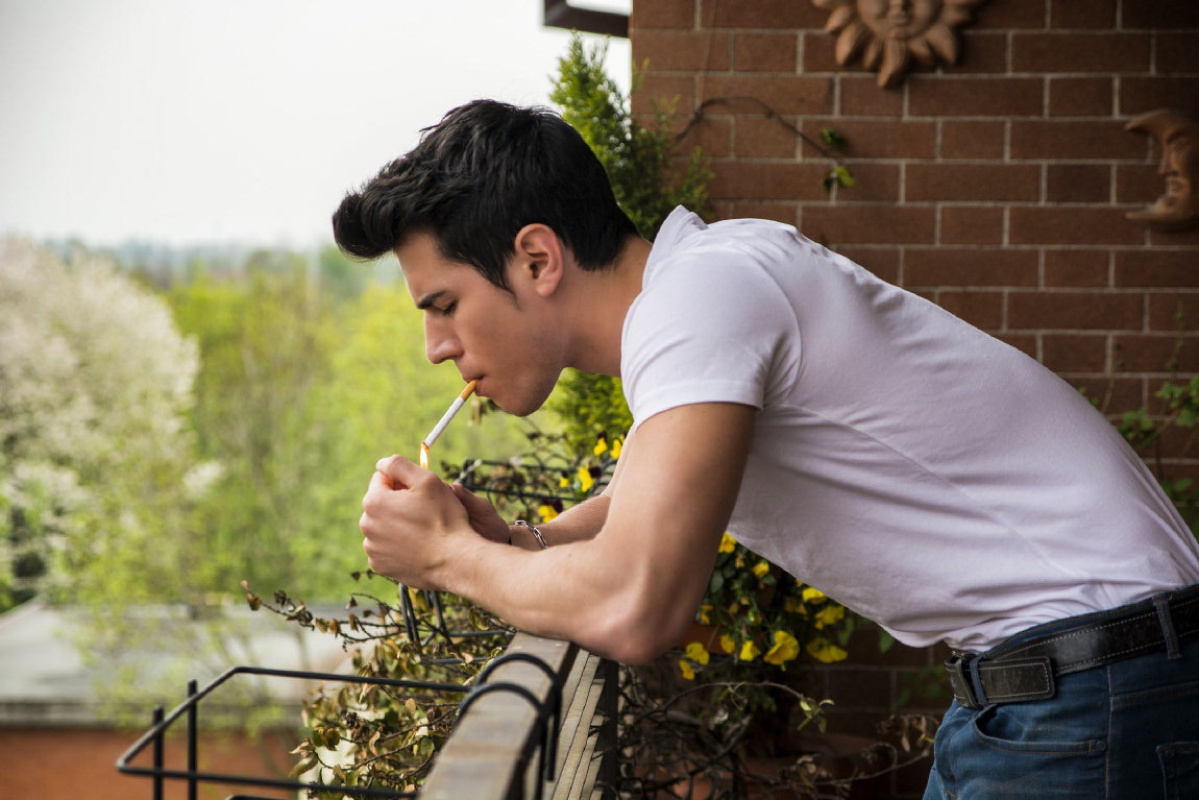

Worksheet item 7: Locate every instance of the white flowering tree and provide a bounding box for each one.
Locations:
[0,239,200,610]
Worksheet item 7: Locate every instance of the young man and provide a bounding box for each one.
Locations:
[333,99,1199,798]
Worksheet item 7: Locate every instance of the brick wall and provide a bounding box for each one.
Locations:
[0,727,295,800]
[629,1,1199,797]
[631,0,1199,422]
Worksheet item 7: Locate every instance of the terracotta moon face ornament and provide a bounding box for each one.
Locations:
[1125,108,1199,232]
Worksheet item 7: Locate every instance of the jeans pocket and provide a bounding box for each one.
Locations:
[953,704,1107,798]
[1159,743,1199,800]
[971,703,1107,755]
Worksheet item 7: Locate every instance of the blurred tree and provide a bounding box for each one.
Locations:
[168,253,342,598]
[0,239,199,612]
[317,243,373,302]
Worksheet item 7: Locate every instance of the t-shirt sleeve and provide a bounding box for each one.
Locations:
[621,256,799,428]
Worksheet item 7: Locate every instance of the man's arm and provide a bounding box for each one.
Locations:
[449,484,612,549]
[361,402,754,663]
[495,427,635,549]
[448,442,632,549]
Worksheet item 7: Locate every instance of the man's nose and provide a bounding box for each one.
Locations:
[424,320,461,365]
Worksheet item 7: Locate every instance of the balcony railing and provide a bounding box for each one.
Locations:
[117,631,617,800]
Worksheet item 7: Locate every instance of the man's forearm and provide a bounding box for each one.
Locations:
[509,493,610,550]
[365,405,752,664]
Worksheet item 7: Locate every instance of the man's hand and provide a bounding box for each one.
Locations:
[357,403,755,665]
[359,455,474,589]
[449,482,511,544]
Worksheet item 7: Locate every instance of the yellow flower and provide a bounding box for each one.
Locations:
[698,604,713,625]
[739,640,761,662]
[718,532,736,554]
[805,637,848,664]
[784,597,807,616]
[537,504,559,523]
[752,560,770,579]
[611,437,622,459]
[763,630,800,666]
[719,634,736,655]
[802,586,827,604]
[814,604,845,629]
[593,437,608,456]
[577,465,594,492]
[559,475,570,488]
[684,641,710,666]
[678,659,695,680]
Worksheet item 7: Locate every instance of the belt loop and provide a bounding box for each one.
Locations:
[968,654,989,705]
[945,653,980,709]
[1155,595,1182,659]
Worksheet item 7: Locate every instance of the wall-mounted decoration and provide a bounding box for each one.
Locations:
[813,0,985,88]
[1125,108,1199,232]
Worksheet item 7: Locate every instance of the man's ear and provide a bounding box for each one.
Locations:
[512,223,565,297]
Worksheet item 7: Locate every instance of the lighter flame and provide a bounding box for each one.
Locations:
[419,442,430,471]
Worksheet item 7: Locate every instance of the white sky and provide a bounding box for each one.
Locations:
[0,0,631,249]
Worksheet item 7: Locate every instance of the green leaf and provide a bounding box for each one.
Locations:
[709,570,724,594]
[819,127,847,150]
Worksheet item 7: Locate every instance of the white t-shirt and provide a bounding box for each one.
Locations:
[621,207,1199,652]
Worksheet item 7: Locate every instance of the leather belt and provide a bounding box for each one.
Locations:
[944,583,1199,710]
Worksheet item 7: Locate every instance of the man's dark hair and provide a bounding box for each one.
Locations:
[332,99,638,288]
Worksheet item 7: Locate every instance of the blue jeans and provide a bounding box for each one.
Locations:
[923,596,1199,799]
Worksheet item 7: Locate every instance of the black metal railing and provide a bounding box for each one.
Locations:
[119,452,620,798]
[117,633,617,800]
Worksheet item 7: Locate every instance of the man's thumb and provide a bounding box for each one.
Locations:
[449,483,489,514]
[376,455,419,486]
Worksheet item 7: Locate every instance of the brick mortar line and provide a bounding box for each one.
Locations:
[675,29,1199,36]
[920,287,1199,293]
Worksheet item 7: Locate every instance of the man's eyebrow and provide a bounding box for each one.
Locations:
[415,290,446,311]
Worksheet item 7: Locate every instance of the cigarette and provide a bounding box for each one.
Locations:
[422,380,478,449]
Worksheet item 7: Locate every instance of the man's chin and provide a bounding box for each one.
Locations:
[484,394,533,417]
[492,390,554,418]
[503,401,545,418]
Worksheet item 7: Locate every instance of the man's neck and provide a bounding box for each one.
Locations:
[563,235,652,377]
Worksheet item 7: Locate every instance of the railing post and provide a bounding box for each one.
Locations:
[595,659,619,800]
[152,705,164,800]
[187,679,198,800]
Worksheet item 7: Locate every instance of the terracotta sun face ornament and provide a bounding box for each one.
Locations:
[1125,108,1199,232]
[813,0,986,88]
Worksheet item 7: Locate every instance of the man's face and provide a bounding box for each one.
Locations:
[396,232,562,417]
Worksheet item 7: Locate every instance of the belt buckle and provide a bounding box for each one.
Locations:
[944,652,982,710]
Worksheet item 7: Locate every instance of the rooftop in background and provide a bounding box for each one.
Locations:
[0,600,349,728]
